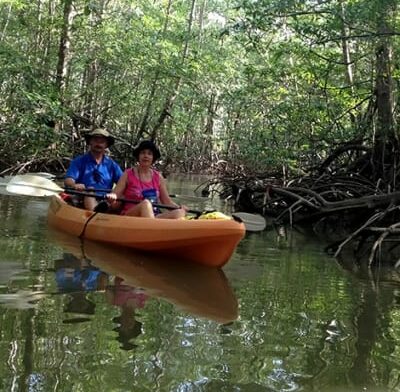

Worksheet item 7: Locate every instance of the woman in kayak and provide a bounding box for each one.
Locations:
[107,140,186,218]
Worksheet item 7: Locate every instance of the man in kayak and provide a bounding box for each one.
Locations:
[107,139,186,218]
[64,128,123,210]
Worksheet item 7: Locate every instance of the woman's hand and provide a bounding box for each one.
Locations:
[106,192,118,201]
[104,192,121,211]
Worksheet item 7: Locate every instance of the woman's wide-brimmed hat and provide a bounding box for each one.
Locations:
[84,128,115,146]
[133,140,161,162]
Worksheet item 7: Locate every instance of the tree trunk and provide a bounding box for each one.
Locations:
[339,1,356,124]
[40,1,57,82]
[55,0,75,99]
[371,1,397,185]
[375,2,396,143]
[82,3,106,125]
[151,0,196,139]
[198,0,206,42]
[202,93,216,161]
[137,0,173,141]
[0,3,12,43]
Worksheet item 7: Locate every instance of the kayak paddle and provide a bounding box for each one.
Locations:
[5,175,266,231]
[3,174,208,201]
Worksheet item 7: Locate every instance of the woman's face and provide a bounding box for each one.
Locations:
[138,149,154,165]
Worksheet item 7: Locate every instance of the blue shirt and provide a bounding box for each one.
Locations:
[56,268,105,291]
[65,153,123,191]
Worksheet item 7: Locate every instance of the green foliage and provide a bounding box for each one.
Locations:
[0,0,398,175]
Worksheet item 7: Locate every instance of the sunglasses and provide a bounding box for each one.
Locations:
[93,168,102,183]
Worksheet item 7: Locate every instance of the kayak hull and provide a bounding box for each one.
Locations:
[47,196,245,267]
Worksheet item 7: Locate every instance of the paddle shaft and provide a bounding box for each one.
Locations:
[1,182,205,201]
[64,189,264,228]
[63,188,201,215]
[61,187,204,201]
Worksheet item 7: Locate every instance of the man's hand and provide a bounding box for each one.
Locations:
[74,183,86,191]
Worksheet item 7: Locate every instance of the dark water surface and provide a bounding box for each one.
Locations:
[1,175,400,392]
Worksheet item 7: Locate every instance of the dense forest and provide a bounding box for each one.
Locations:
[2,0,400,262]
[0,0,397,176]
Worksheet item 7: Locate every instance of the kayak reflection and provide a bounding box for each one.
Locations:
[54,251,146,349]
[54,253,108,321]
[50,231,239,325]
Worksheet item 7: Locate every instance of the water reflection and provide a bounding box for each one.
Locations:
[333,255,400,390]
[48,231,238,350]
[6,187,400,390]
[0,261,43,309]
[50,230,238,324]
[54,253,108,322]
[52,248,148,348]
[105,278,147,350]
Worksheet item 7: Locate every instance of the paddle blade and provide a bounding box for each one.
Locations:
[6,174,62,197]
[6,183,58,197]
[231,212,266,232]
[169,193,208,202]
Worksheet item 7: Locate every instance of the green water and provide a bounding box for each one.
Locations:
[1,176,400,392]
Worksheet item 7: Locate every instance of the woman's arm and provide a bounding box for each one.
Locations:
[107,171,128,200]
[158,176,180,207]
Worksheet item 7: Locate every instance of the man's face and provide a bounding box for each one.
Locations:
[89,136,108,152]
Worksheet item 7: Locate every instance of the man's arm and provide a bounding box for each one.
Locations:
[65,157,86,190]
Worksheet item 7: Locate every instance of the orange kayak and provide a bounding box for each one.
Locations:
[47,196,246,267]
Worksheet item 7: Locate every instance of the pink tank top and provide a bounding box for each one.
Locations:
[121,168,160,214]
